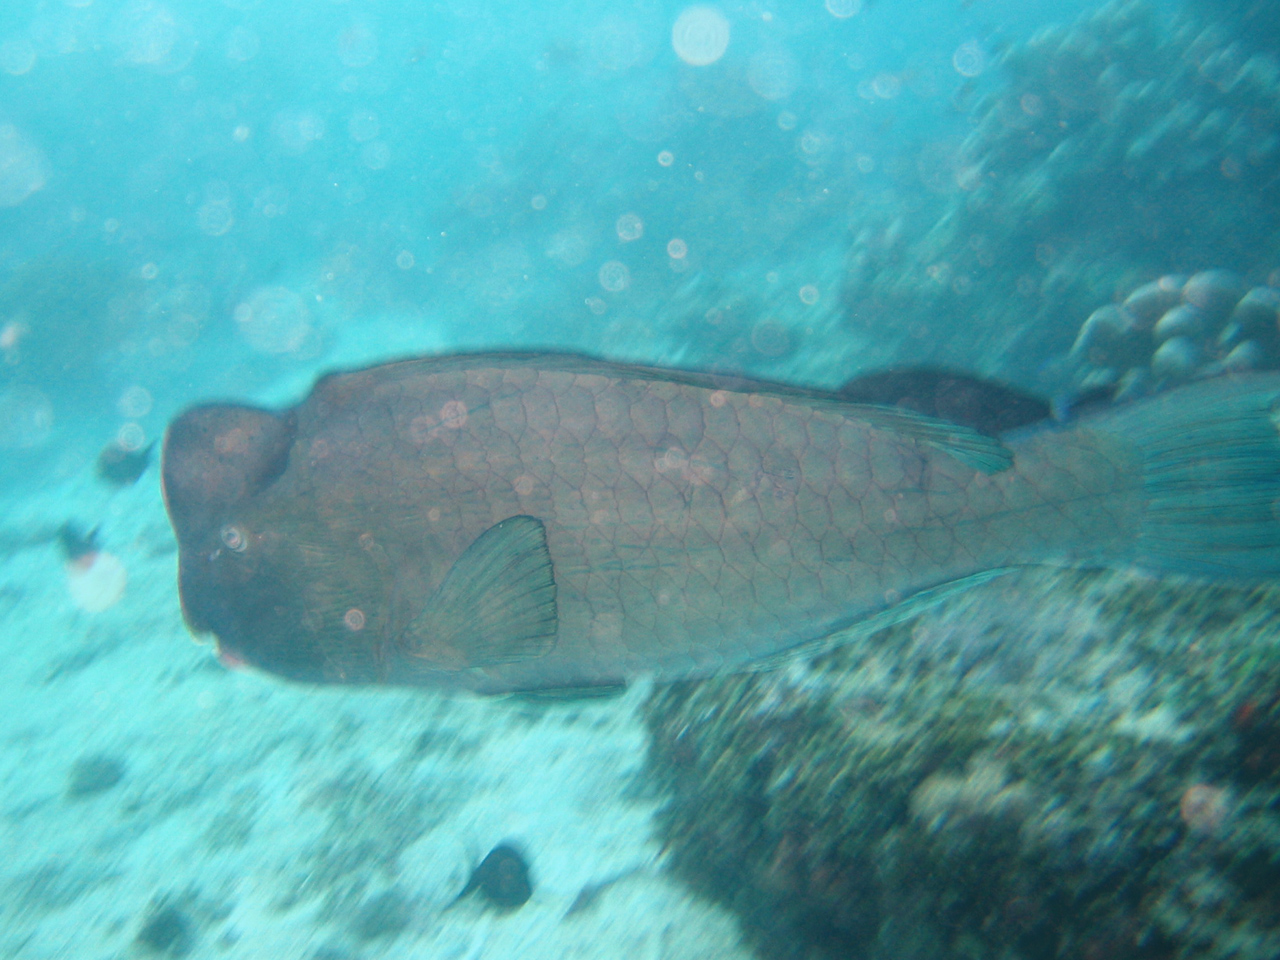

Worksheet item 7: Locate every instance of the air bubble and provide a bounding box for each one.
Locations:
[118,386,153,418]
[872,73,901,99]
[197,201,234,236]
[657,150,674,167]
[226,26,259,62]
[748,48,797,101]
[235,286,312,355]
[952,41,985,78]
[117,422,147,452]
[0,38,36,75]
[0,125,47,207]
[667,238,688,259]
[338,23,378,68]
[348,110,380,142]
[799,285,819,305]
[0,384,53,449]
[67,552,127,613]
[672,6,730,67]
[598,261,631,293]
[362,141,390,170]
[140,263,159,280]
[616,213,643,242]
[824,0,862,17]
[531,194,547,210]
[396,250,415,269]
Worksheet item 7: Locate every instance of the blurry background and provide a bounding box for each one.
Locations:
[0,0,1276,491]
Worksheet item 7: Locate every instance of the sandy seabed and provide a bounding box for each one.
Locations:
[0,467,750,960]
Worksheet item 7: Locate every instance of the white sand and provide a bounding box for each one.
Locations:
[0,467,750,959]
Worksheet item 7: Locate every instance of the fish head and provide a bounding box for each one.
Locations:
[162,402,334,682]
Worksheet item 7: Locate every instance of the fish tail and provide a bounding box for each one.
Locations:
[1097,373,1280,580]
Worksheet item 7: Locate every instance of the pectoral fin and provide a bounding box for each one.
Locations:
[403,515,558,669]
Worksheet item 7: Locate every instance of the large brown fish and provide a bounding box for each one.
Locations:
[161,353,1280,694]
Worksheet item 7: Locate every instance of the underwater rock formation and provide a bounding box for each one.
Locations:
[1067,269,1280,399]
[644,569,1280,960]
[841,0,1280,383]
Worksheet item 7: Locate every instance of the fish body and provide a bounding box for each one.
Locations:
[162,353,1280,693]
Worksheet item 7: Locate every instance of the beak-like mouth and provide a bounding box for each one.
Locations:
[215,643,247,670]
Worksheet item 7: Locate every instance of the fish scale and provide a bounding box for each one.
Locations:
[162,355,1280,693]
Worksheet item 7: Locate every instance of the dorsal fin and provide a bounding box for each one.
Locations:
[839,368,1051,436]
[850,403,1015,474]
[399,515,558,671]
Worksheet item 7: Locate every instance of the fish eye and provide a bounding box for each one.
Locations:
[220,524,248,552]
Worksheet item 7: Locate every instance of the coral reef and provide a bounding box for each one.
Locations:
[644,569,1280,960]
[840,0,1280,384]
[1066,269,1280,399]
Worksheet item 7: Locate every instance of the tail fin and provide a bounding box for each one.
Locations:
[1097,374,1280,580]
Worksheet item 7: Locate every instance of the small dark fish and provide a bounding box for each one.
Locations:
[58,522,99,562]
[455,844,532,910]
[96,440,154,487]
[161,352,1280,693]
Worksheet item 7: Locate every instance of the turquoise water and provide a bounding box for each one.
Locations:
[2,1,1279,958]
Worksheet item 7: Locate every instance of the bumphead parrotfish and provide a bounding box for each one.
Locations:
[162,353,1280,694]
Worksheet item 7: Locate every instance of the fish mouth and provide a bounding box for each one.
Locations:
[215,642,248,670]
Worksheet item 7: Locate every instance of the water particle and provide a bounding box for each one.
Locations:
[952,40,985,78]
[0,384,53,449]
[0,125,47,207]
[1180,783,1232,835]
[0,38,36,75]
[348,110,380,143]
[196,202,234,237]
[825,0,862,17]
[856,154,875,173]
[800,131,824,156]
[616,213,644,242]
[235,285,312,355]
[657,150,674,167]
[362,141,390,170]
[67,551,128,613]
[220,526,247,552]
[531,194,547,210]
[140,262,159,280]
[226,26,259,62]
[748,48,798,101]
[777,112,797,131]
[344,608,366,631]
[586,296,608,315]
[232,125,250,142]
[598,261,631,293]
[799,285,820,305]
[672,6,730,67]
[117,422,147,452]
[440,399,468,429]
[751,319,793,358]
[395,250,415,270]
[118,386,153,418]
[667,238,688,259]
[872,73,901,99]
[338,23,378,68]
